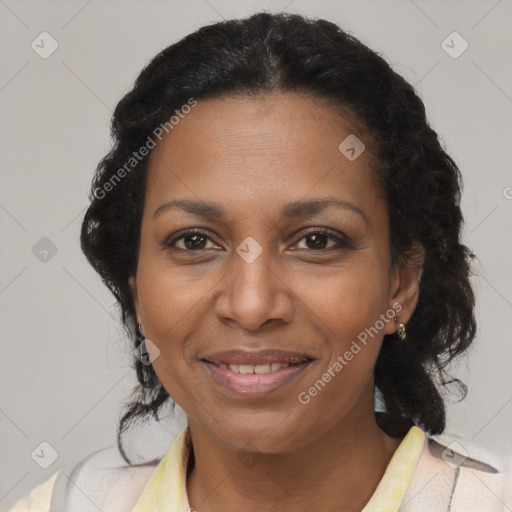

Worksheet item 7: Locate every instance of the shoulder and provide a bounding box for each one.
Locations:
[402,429,512,511]
[4,472,60,512]
[5,446,161,512]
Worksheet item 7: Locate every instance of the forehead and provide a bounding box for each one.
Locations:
[145,92,383,220]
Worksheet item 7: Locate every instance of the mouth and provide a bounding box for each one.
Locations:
[201,358,313,397]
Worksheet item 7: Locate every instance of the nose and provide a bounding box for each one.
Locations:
[214,246,294,331]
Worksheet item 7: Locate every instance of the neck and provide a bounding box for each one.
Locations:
[185,403,404,512]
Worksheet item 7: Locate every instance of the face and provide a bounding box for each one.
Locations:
[130,92,420,453]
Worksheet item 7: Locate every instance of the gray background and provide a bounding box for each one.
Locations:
[1,0,511,508]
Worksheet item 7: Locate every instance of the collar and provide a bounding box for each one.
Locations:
[132,425,425,512]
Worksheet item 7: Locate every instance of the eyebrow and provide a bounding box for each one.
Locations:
[152,197,369,225]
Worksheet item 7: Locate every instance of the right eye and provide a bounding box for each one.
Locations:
[165,229,221,251]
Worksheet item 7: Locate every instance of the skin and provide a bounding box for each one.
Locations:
[129,92,424,512]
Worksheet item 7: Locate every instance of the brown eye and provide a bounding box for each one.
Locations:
[304,233,329,250]
[165,230,218,251]
[182,233,208,250]
[293,229,350,251]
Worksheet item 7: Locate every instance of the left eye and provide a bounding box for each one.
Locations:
[293,230,348,251]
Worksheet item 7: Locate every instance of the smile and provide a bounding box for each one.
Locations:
[202,359,312,397]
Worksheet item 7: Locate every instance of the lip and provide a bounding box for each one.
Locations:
[202,359,312,397]
[203,349,312,366]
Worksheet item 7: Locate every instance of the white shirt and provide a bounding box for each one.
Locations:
[5,425,512,511]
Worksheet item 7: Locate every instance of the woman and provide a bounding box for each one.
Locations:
[8,11,511,512]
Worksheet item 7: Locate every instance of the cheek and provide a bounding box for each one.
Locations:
[135,263,209,407]
[295,271,386,419]
[304,259,390,335]
[300,260,390,394]
[135,227,213,319]
[135,250,202,358]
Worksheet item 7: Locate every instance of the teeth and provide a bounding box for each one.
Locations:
[239,364,253,374]
[220,362,292,374]
[254,364,271,374]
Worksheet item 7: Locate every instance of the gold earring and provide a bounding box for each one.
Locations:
[396,320,406,341]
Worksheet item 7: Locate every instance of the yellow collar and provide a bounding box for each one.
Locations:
[132,425,425,512]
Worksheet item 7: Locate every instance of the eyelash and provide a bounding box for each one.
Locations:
[164,228,352,253]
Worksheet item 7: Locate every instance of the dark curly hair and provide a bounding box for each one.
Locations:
[80,11,476,465]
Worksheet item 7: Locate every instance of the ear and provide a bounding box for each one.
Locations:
[383,242,424,335]
[128,275,142,325]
